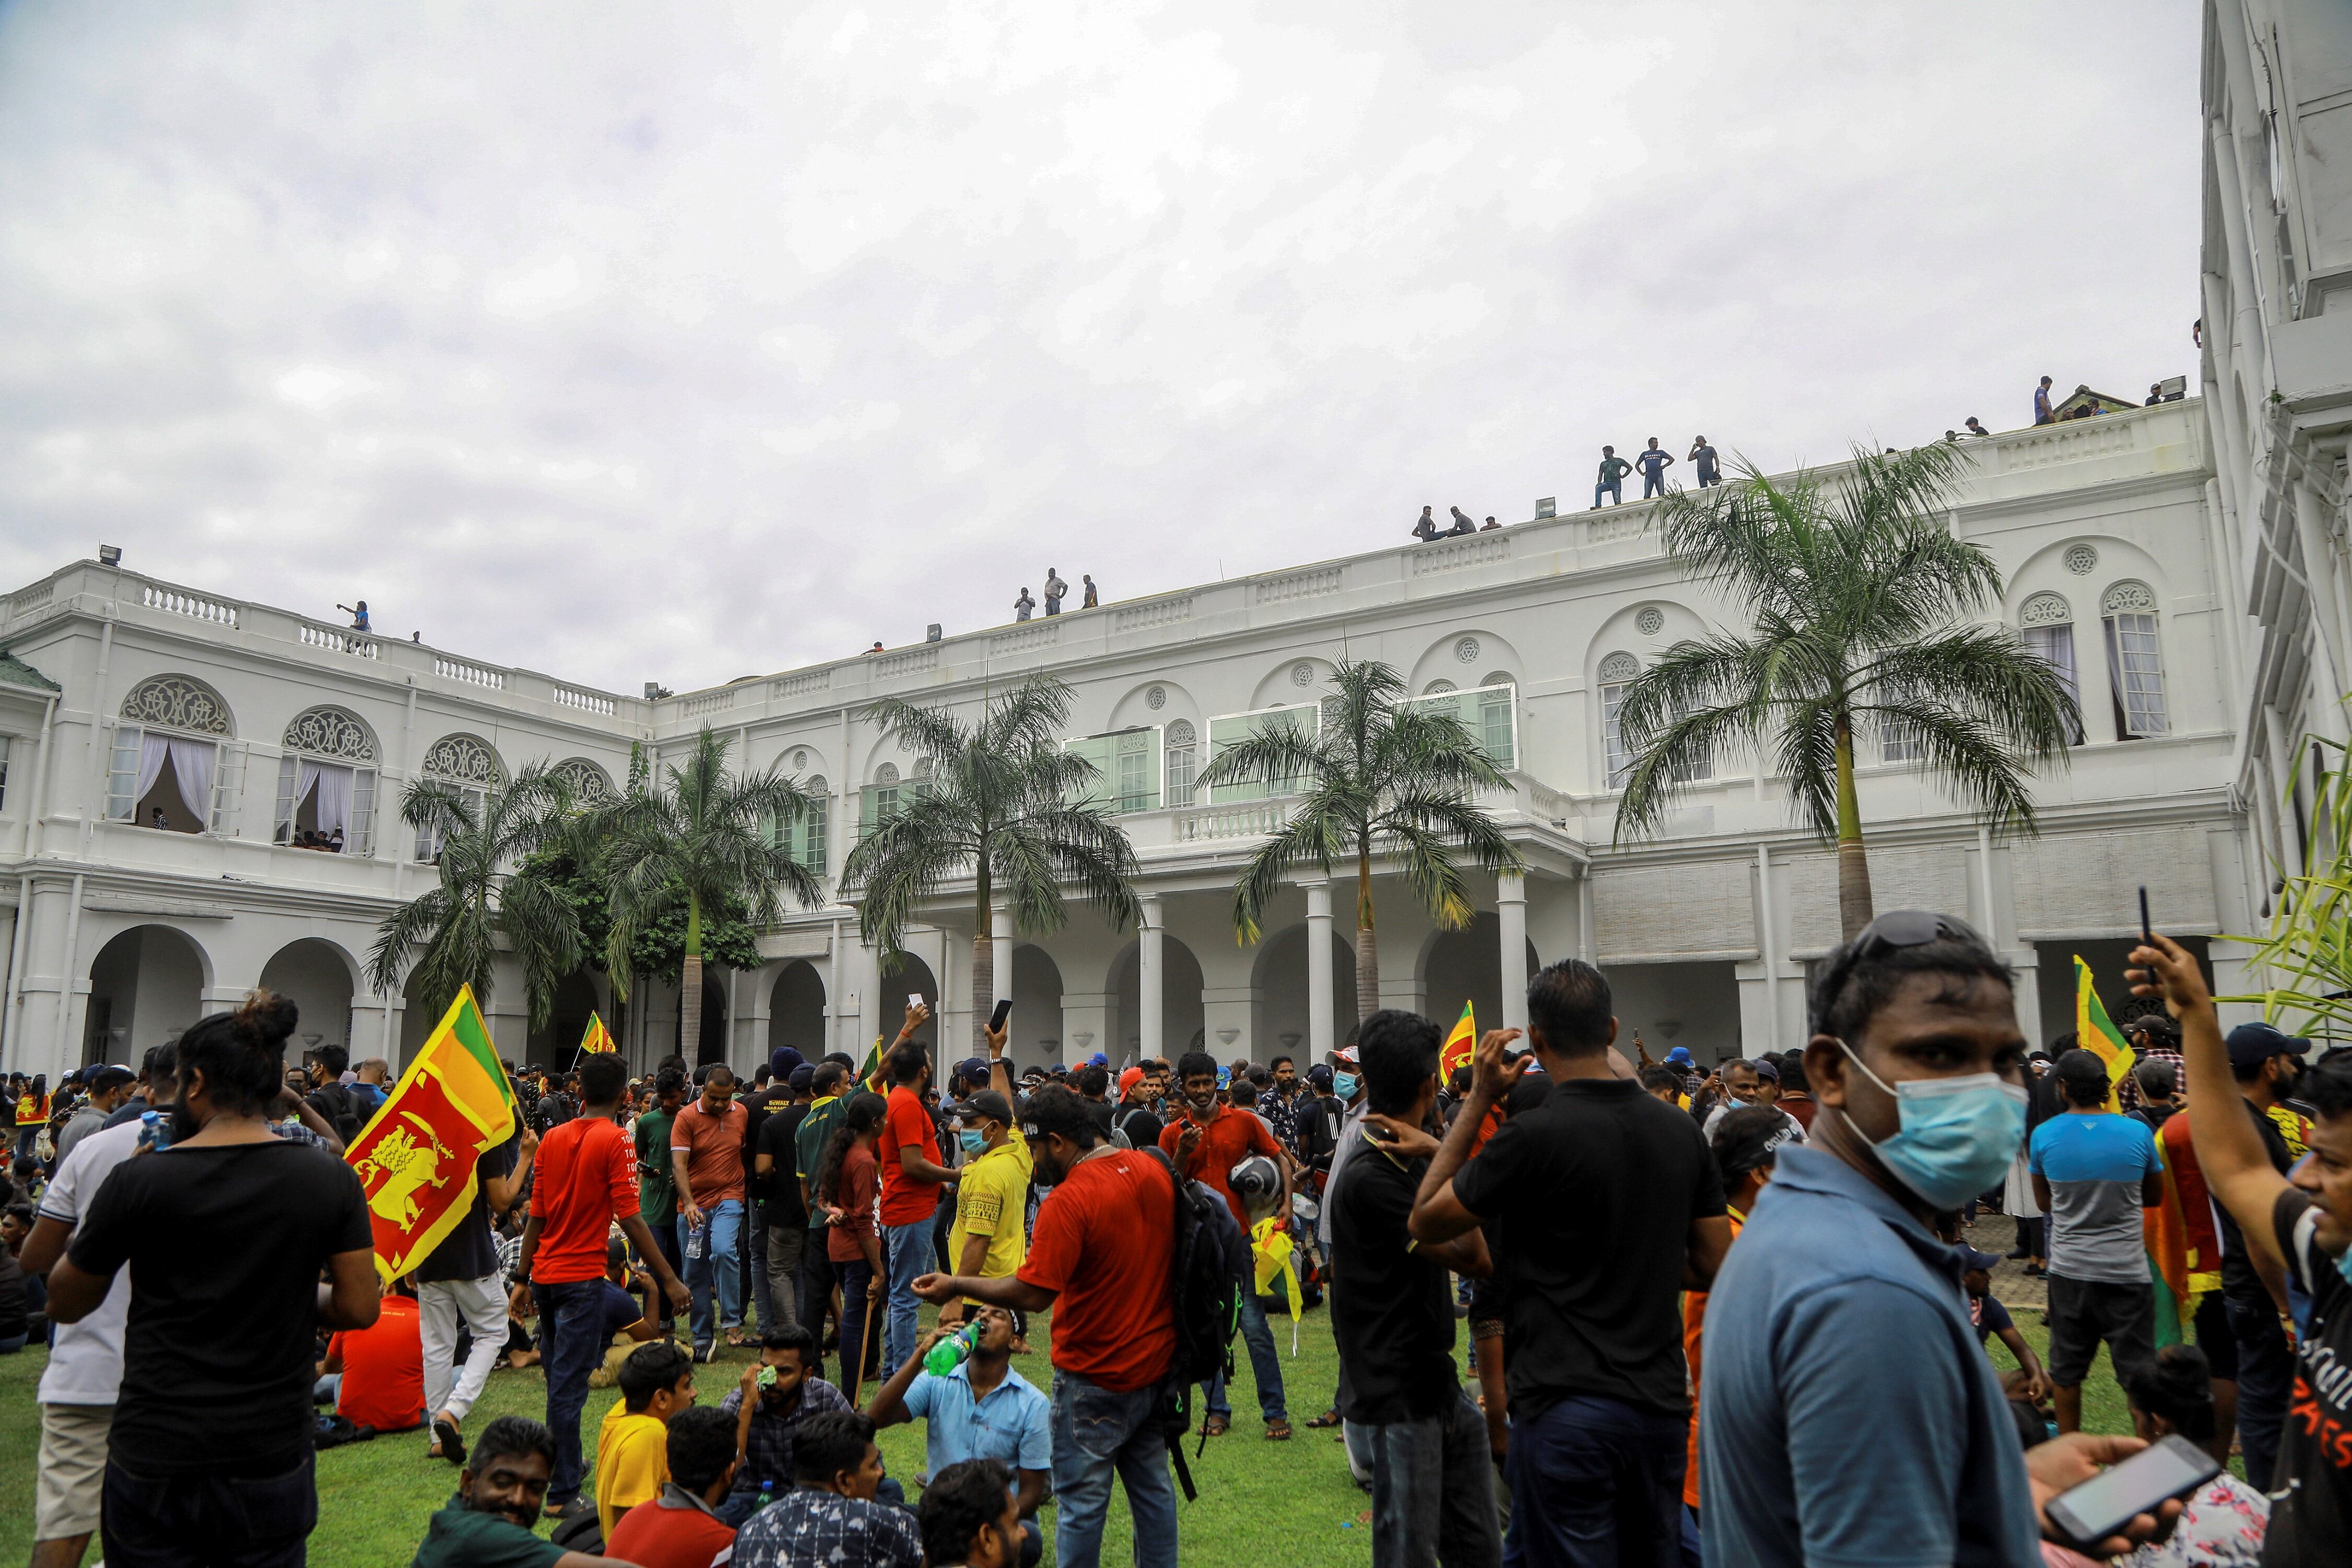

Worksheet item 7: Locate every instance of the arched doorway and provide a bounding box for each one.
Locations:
[769,961,827,1065]
[527,970,604,1068]
[258,939,358,1069]
[1248,924,1360,1067]
[1422,913,1541,1051]
[1009,946,1064,1072]
[1111,936,1205,1068]
[880,952,940,1054]
[84,925,209,1066]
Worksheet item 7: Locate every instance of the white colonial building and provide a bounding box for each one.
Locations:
[0,396,2266,1080]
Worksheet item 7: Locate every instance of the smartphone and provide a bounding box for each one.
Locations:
[909,993,924,1011]
[2139,885,2153,947]
[2043,1434,2218,1549]
[989,997,1013,1031]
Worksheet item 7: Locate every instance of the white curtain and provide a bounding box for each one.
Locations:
[132,732,171,812]
[168,737,215,824]
[2024,624,2082,743]
[300,759,355,839]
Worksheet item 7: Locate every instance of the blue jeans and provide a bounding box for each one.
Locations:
[679,1198,745,1348]
[1204,1290,1287,1422]
[883,1217,932,1370]
[1366,1389,1503,1568]
[102,1449,315,1568]
[1051,1371,1178,1568]
[2226,1290,2293,1491]
[1503,1393,1685,1568]
[537,1276,613,1502]
[1594,481,1621,508]
[1642,469,1665,498]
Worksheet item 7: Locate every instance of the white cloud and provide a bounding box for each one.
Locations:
[0,1,2201,693]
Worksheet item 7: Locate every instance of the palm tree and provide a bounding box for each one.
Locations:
[368,763,585,1037]
[1198,658,1525,1021]
[595,728,826,1059]
[1613,442,2079,940]
[840,675,1143,1050]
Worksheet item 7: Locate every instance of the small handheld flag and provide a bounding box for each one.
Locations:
[2072,956,2137,1113]
[578,1012,616,1056]
[1439,1000,1477,1081]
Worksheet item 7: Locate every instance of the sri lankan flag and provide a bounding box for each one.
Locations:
[2073,956,2136,1113]
[348,986,517,1283]
[579,1012,617,1055]
[1439,1000,1477,1081]
[858,1035,888,1094]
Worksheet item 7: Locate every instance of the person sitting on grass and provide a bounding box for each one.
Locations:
[868,1304,1050,1564]
[733,1409,922,1568]
[717,1322,851,1526]
[594,1340,697,1542]
[918,1458,1027,1568]
[411,1414,635,1568]
[2113,1344,2269,1568]
[603,1405,741,1568]
[586,1235,669,1388]
[1953,1238,2050,1406]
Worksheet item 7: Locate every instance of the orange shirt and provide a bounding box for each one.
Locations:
[329,1294,423,1433]
[876,1086,942,1227]
[668,1098,748,1207]
[1683,1206,1746,1509]
[528,1116,639,1284]
[1019,1149,1175,1391]
[1159,1102,1279,1230]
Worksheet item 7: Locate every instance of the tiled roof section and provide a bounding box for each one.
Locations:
[0,649,61,692]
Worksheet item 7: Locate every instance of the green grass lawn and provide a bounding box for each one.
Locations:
[0,1296,2135,1566]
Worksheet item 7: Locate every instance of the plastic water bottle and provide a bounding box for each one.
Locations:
[684,1220,707,1261]
[924,1323,980,1376]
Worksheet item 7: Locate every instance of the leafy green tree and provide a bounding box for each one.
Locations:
[594,727,824,1059]
[840,675,1143,1050]
[1197,658,1524,1020]
[368,764,584,1036]
[1613,443,2079,940]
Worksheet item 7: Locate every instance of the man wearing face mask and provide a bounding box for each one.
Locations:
[1694,912,2182,1567]
[937,1089,1031,1329]
[1700,1060,1806,1146]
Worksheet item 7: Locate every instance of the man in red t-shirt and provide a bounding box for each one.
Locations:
[914,1085,1177,1568]
[670,1065,751,1358]
[1160,1048,1291,1439]
[603,1404,740,1568]
[519,1053,689,1523]
[323,1290,424,1432]
[875,1010,957,1372]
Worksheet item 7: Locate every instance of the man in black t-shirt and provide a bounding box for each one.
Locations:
[48,999,381,1568]
[1332,1010,1501,1568]
[739,1063,790,1330]
[1406,960,1728,1568]
[754,1065,813,1330]
[2140,935,2352,1568]
[419,1122,536,1463]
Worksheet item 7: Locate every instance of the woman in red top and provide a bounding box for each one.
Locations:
[815,1093,887,1397]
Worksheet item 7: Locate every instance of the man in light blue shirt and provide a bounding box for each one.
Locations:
[1702,910,2182,1567]
[868,1303,1050,1558]
[2028,1048,2162,1436]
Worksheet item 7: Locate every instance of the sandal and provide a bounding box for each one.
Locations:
[1264,1419,1293,1440]
[433,1416,466,1467]
[1201,1415,1230,1437]
[1305,1410,1341,1429]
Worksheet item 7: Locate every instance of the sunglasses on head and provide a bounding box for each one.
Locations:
[1811,910,1988,1035]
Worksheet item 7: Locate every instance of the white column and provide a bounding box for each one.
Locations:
[991,905,1013,1013]
[1755,845,1780,1054]
[1139,897,1165,1062]
[1305,879,1334,1062]
[1497,873,1529,1031]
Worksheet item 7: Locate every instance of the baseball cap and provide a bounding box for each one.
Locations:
[1958,1246,2003,1274]
[948,1088,1014,1127]
[1307,1064,1333,1089]
[2055,1048,2113,1097]
[955,1056,990,1088]
[1118,1065,1145,1098]
[1709,1104,1795,1181]
[787,1064,814,1092]
[2126,1012,2181,1043]
[1087,1052,1108,1068]
[1334,1045,1360,1066]
[2226,1021,2311,1070]
[1019,1085,1097,1142]
[1750,1059,1780,1083]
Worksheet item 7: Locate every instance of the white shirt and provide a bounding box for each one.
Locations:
[1702,1101,1807,1146]
[35,1117,145,1405]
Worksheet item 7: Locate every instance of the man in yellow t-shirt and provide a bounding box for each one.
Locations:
[594,1340,695,1538]
[939,1089,1030,1326]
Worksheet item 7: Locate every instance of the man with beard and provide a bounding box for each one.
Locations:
[411,1415,634,1567]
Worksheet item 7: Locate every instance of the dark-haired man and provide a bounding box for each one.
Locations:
[2142,935,2352,1561]
[878,1002,955,1372]
[2207,1018,2311,1491]
[717,1322,850,1525]
[54,1067,131,1166]
[603,1405,740,1568]
[1337,1009,1500,1568]
[1407,961,1724,1567]
[733,1410,921,1568]
[1700,912,2179,1566]
[634,1069,686,1336]
[871,1303,1051,1550]
[912,1085,1177,1568]
[595,1340,697,1540]
[795,1060,851,1344]
[918,1458,1024,1568]
[412,1414,633,1568]
[2030,1048,2161,1434]
[671,1065,750,1359]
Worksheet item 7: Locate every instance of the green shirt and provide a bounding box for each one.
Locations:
[410,1495,566,1568]
[797,1094,847,1230]
[635,1107,676,1228]
[1598,456,1632,483]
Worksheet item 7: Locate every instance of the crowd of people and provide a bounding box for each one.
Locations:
[2,912,2348,1568]
[1010,571,1099,622]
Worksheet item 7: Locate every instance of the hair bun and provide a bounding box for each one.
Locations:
[234,989,301,1047]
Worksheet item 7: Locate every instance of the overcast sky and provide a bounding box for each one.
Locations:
[0,3,2202,695]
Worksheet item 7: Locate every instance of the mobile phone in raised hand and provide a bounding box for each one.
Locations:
[2043,1435,2217,1550]
[2139,886,2153,947]
[908,993,924,1011]
[989,997,1013,1031]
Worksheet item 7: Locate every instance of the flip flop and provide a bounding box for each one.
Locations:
[433,1416,466,1467]
[1305,1411,1341,1429]
[1264,1420,1294,1440]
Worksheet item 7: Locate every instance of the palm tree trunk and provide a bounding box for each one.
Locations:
[1355,834,1380,1023]
[972,865,995,1054]
[680,894,705,1062]
[1834,712,1874,941]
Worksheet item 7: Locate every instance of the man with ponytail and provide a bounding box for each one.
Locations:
[48,990,381,1568]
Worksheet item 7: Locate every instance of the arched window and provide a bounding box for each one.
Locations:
[864,762,902,834]
[1598,653,1640,787]
[776,777,828,876]
[2101,581,2169,737]
[109,675,236,835]
[275,706,379,855]
[550,757,617,811]
[1165,719,1198,808]
[1479,673,1518,769]
[2016,590,2083,744]
[1423,679,1458,695]
[1662,647,1713,783]
[414,733,504,862]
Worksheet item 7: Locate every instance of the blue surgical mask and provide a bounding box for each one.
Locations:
[960,1129,986,1155]
[1333,1072,1358,1101]
[1836,1041,2027,1211]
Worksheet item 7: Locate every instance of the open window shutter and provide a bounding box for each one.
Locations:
[211,741,247,836]
[351,768,377,856]
[1480,685,1516,769]
[1114,728,1159,812]
[274,753,299,843]
[1062,734,1115,809]
[107,726,141,819]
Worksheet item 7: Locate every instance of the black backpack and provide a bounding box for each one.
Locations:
[1140,1146,1249,1499]
[308,1083,362,1146]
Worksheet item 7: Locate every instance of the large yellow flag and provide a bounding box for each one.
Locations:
[348,986,517,1282]
[579,1012,617,1055]
[2073,956,2137,1113]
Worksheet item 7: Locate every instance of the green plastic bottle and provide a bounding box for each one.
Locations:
[924,1323,981,1376]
